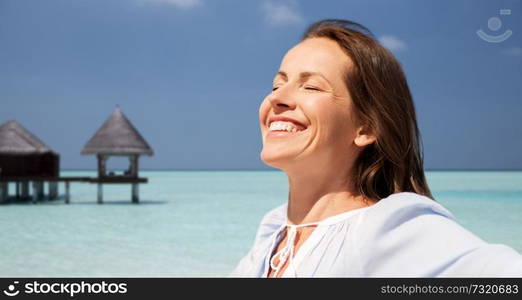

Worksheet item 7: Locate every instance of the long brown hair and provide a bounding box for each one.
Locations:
[303,19,433,200]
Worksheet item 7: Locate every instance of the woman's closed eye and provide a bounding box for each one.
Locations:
[304,85,322,91]
[270,82,324,92]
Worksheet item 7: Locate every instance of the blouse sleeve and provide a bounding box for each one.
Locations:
[352,192,522,277]
[229,204,286,277]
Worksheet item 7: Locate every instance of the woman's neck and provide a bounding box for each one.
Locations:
[285,168,375,225]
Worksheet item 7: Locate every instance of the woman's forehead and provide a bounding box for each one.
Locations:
[279,37,352,77]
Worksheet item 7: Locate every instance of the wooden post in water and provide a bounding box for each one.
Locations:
[97,183,103,204]
[49,182,58,200]
[49,182,54,200]
[0,182,7,203]
[130,155,139,204]
[21,181,29,199]
[15,182,20,199]
[37,182,44,200]
[132,183,139,204]
[65,182,70,204]
[32,181,38,203]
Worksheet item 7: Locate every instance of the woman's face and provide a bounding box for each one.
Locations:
[259,37,369,172]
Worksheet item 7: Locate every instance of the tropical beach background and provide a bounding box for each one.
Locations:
[1,0,521,277]
[0,171,521,277]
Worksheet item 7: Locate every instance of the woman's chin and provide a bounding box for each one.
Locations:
[260,149,296,169]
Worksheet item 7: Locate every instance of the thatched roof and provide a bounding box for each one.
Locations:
[0,120,56,154]
[81,107,154,156]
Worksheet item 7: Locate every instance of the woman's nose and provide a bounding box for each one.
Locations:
[268,87,297,111]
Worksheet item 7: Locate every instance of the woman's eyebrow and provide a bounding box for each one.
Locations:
[276,71,331,85]
[276,71,288,80]
[300,71,332,86]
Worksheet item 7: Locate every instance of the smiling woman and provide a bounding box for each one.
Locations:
[230,19,522,278]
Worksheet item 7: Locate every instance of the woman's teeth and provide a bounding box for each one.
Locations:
[269,121,299,133]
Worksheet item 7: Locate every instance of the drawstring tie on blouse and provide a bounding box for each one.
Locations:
[269,222,319,277]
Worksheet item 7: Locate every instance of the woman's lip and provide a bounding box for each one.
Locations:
[266,129,307,138]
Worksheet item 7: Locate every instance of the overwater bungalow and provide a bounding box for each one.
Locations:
[0,120,60,202]
[81,107,154,203]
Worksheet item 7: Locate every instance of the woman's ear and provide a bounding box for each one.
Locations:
[354,125,376,147]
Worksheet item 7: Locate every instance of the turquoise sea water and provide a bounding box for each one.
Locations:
[0,171,521,277]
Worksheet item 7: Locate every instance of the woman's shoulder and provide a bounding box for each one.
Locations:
[367,191,455,219]
[260,203,287,226]
[353,191,465,243]
[252,203,287,245]
[229,204,287,277]
[350,192,522,276]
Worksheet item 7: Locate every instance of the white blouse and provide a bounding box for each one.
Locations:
[230,192,522,277]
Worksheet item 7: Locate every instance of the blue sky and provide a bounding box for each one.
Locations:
[1,0,521,170]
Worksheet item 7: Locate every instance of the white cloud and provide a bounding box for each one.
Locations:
[137,0,202,9]
[501,46,522,56]
[378,35,407,52]
[261,1,304,26]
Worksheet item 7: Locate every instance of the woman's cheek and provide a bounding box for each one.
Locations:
[316,105,349,143]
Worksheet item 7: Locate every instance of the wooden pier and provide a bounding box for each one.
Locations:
[1,107,154,205]
[0,176,148,204]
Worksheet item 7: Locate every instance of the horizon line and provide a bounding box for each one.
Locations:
[60,168,522,172]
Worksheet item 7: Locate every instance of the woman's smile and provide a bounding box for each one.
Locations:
[266,116,308,139]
